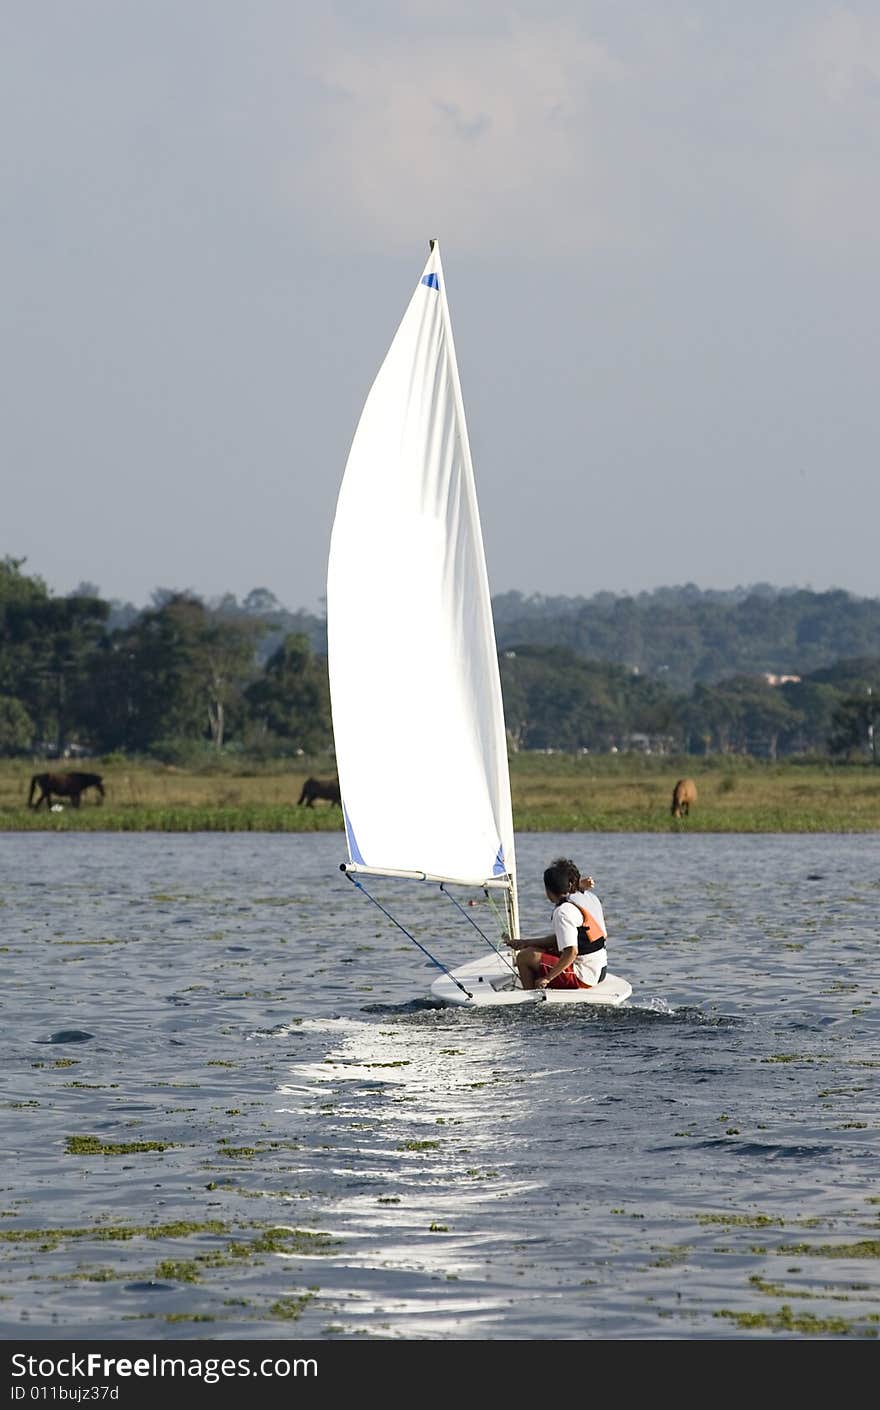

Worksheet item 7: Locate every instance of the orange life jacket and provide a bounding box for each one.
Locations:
[566,900,607,955]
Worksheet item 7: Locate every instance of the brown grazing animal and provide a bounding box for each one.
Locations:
[28,771,105,810]
[671,777,697,818]
[297,776,341,807]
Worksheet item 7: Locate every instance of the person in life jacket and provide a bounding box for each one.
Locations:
[503,856,608,991]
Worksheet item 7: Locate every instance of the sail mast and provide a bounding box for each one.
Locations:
[428,240,519,938]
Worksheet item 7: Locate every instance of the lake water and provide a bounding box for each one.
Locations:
[1,830,878,1342]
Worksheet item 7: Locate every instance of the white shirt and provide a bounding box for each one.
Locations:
[552,890,608,986]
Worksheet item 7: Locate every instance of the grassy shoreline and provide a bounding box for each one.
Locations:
[2,755,879,832]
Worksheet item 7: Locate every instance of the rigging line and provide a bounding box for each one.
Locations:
[483,885,505,932]
[483,887,520,970]
[440,884,518,977]
[344,873,473,1000]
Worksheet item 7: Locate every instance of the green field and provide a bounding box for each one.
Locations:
[3,753,879,832]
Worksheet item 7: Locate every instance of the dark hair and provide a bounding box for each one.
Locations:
[544,859,578,896]
[551,857,581,891]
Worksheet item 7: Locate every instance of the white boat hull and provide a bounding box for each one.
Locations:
[429,952,633,1008]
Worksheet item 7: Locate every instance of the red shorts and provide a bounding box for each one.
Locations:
[538,952,588,989]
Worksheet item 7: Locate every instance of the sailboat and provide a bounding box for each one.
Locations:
[326,241,632,1008]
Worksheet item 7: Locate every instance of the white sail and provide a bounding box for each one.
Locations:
[327,243,516,914]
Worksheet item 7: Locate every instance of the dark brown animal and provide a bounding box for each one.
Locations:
[28,771,105,810]
[671,777,697,818]
[297,776,341,808]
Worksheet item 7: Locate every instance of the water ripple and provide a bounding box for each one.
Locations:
[1,830,878,1341]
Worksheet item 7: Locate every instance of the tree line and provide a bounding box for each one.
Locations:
[0,559,331,761]
[498,646,879,759]
[1,558,877,761]
[492,584,880,690]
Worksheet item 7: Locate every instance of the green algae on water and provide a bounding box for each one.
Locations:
[714,1304,879,1336]
[65,1136,179,1156]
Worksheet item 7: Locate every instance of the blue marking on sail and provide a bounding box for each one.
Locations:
[421,273,440,290]
[492,845,506,877]
[343,805,365,865]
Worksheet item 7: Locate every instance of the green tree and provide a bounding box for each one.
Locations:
[683,683,743,754]
[779,680,841,754]
[829,688,880,762]
[715,677,799,759]
[0,556,48,605]
[0,694,34,754]
[0,561,108,753]
[493,585,880,691]
[244,633,332,755]
[498,646,677,752]
[88,595,258,753]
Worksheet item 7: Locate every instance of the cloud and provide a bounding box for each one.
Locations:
[756,8,880,247]
[283,4,880,259]
[292,12,624,255]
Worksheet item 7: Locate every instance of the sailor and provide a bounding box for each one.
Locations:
[503,856,608,991]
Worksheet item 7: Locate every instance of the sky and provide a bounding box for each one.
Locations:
[3,1,879,614]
